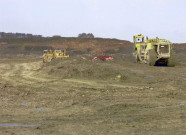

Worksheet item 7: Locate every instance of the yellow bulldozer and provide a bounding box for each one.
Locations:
[43,49,69,63]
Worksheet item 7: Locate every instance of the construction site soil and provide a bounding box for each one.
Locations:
[0,37,186,135]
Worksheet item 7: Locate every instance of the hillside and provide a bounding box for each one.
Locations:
[0,37,132,58]
[0,37,186,59]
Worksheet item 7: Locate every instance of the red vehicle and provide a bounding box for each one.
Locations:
[91,52,114,61]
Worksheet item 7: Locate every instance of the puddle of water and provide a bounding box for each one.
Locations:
[183,78,186,81]
[20,103,28,107]
[39,120,54,123]
[33,108,45,112]
[0,124,40,127]
[178,104,184,107]
[111,118,134,123]
[74,123,83,126]
[130,69,144,74]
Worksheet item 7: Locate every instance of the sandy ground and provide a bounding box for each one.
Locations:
[0,54,186,135]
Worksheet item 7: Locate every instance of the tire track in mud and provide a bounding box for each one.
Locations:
[0,60,56,87]
[63,78,145,89]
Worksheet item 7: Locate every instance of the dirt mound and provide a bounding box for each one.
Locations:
[39,56,153,86]
[41,58,126,81]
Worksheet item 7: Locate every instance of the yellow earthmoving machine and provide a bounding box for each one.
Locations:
[133,34,175,66]
[43,49,69,63]
[43,50,53,63]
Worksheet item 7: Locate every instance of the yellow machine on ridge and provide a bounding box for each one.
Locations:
[43,49,69,63]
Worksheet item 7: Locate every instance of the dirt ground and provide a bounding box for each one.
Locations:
[0,51,186,135]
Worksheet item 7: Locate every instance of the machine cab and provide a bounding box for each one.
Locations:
[43,50,48,54]
[133,34,145,43]
[53,50,62,57]
[133,34,146,51]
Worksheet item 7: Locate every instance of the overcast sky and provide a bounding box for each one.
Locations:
[0,0,186,43]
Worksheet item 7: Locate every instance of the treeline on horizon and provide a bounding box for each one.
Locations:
[0,32,95,39]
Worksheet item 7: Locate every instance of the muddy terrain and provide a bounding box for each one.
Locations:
[0,38,186,135]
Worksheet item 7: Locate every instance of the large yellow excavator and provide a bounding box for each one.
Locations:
[43,49,69,63]
[133,34,175,66]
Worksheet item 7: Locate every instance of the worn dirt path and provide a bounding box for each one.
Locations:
[0,59,58,87]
